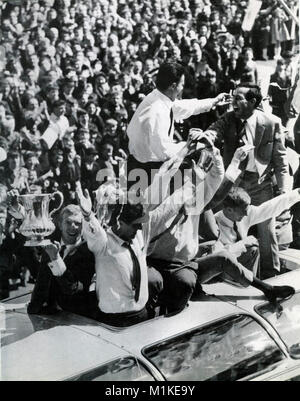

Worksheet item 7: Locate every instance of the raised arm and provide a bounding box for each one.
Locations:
[173,93,228,120]
[76,188,107,255]
[143,138,193,211]
[247,189,300,227]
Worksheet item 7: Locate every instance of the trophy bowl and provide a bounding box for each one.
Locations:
[17,192,64,247]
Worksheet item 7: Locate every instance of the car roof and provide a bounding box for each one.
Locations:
[0,302,131,381]
[65,296,256,354]
[202,269,300,312]
[1,294,251,381]
[3,270,300,381]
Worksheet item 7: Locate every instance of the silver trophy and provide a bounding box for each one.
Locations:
[16,192,64,246]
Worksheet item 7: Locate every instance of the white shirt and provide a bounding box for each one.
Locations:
[148,151,224,262]
[83,188,189,313]
[242,111,258,173]
[127,89,216,162]
[48,238,84,277]
[215,189,300,257]
[49,113,70,139]
[82,160,217,313]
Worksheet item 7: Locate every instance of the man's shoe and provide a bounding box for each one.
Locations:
[27,302,59,315]
[265,285,295,303]
[190,283,207,300]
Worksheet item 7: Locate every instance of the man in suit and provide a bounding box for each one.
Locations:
[204,83,289,279]
[23,204,96,317]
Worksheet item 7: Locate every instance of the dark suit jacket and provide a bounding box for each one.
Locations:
[206,109,289,192]
[31,237,95,317]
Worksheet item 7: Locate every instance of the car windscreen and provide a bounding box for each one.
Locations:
[256,292,300,359]
[67,357,155,381]
[143,314,285,381]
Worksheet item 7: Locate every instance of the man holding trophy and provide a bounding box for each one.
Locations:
[5,189,95,317]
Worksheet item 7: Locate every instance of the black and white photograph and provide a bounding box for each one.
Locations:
[0,0,299,385]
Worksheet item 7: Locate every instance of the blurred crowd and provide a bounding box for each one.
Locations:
[0,0,299,304]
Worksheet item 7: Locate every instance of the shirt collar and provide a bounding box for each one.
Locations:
[60,237,83,248]
[50,113,60,122]
[243,109,258,125]
[107,227,125,246]
[218,211,234,228]
[154,88,173,108]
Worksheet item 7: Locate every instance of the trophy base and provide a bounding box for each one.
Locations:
[24,239,52,247]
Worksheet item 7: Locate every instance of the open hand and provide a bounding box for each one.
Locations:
[214,93,232,107]
[76,187,92,217]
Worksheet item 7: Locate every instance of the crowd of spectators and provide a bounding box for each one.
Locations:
[0,0,299,301]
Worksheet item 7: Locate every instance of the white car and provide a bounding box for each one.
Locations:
[1,250,300,381]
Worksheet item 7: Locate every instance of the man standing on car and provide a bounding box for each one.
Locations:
[126,61,228,181]
[203,83,289,279]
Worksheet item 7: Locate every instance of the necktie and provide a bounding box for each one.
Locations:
[233,222,242,242]
[123,242,141,302]
[237,120,247,147]
[60,244,67,259]
[168,107,174,137]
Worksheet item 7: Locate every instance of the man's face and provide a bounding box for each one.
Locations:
[199,26,208,37]
[106,122,118,137]
[226,205,249,222]
[79,114,89,126]
[87,103,96,114]
[119,220,142,242]
[8,155,20,170]
[54,105,65,117]
[232,87,255,120]
[53,153,64,165]
[100,144,113,160]
[25,157,36,170]
[48,88,59,101]
[172,74,185,100]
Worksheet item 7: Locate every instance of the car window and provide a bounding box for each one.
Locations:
[256,292,300,359]
[143,314,285,381]
[68,357,155,381]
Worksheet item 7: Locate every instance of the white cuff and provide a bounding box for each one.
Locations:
[48,256,67,277]
[225,163,242,183]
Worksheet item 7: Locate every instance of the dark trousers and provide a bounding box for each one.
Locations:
[147,258,198,314]
[238,172,279,279]
[237,245,260,277]
[28,262,94,318]
[148,250,254,313]
[126,155,163,191]
[195,250,253,286]
[93,305,149,327]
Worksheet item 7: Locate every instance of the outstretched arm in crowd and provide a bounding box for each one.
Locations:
[246,189,300,229]
[143,136,195,212]
[147,148,222,242]
[77,188,108,256]
[206,145,253,211]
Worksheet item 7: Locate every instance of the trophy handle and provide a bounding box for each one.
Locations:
[49,191,64,217]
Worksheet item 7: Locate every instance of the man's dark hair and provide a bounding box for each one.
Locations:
[223,187,251,210]
[110,202,145,226]
[53,100,65,109]
[156,62,185,91]
[237,83,263,108]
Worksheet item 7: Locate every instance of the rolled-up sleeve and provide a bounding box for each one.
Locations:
[173,98,215,120]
